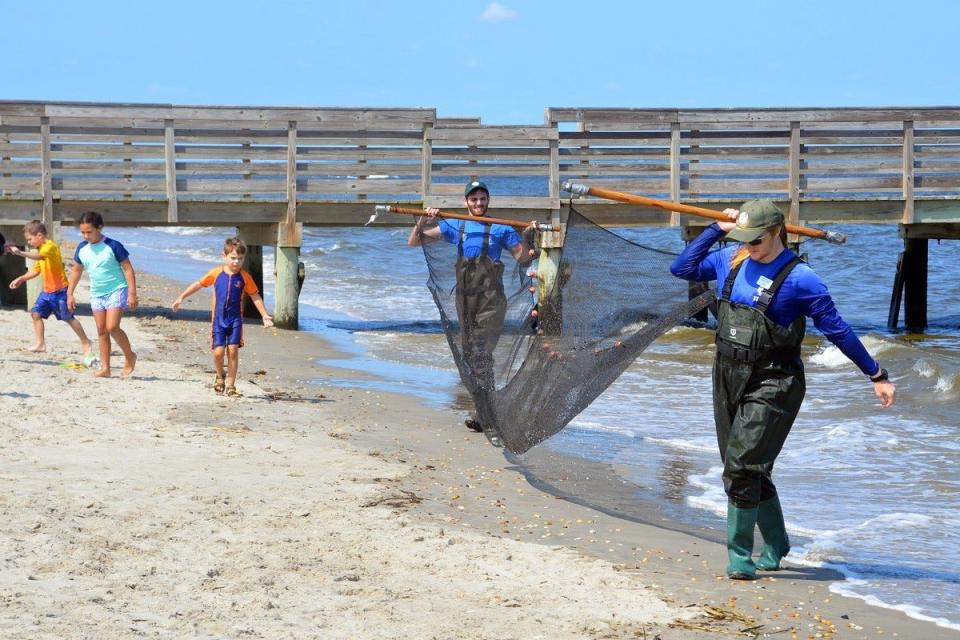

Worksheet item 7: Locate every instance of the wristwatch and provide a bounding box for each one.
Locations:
[870,367,889,383]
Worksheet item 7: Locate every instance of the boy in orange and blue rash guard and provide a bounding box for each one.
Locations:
[172,236,274,397]
[8,220,92,355]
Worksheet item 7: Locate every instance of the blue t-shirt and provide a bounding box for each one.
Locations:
[74,237,130,297]
[670,224,878,375]
[437,219,521,263]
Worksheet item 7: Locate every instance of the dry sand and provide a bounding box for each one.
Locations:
[0,270,952,639]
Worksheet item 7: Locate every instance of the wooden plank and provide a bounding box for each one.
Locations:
[299,179,422,194]
[51,177,166,190]
[50,132,164,144]
[0,143,41,156]
[547,108,679,128]
[431,166,550,178]
[675,163,787,175]
[914,159,960,170]
[52,160,166,174]
[0,177,42,191]
[669,122,681,225]
[803,145,903,157]
[557,165,672,177]
[548,136,559,200]
[421,124,433,200]
[298,163,420,176]
[0,160,41,172]
[912,175,960,189]
[799,162,904,174]
[428,126,558,143]
[560,148,670,159]
[789,122,800,228]
[164,119,178,223]
[684,147,789,158]
[49,144,166,159]
[297,147,421,160]
[902,120,916,224]
[687,177,788,192]
[284,121,297,244]
[40,117,52,224]
[799,134,904,145]
[431,150,552,162]
[425,195,556,210]
[176,178,286,193]
[0,102,437,126]
[914,144,960,154]
[804,176,903,190]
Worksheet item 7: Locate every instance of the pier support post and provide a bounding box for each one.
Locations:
[902,237,928,330]
[274,223,303,330]
[241,244,264,320]
[3,222,59,309]
[535,207,567,334]
[237,225,270,320]
[0,224,28,307]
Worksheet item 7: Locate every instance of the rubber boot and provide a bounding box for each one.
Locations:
[726,503,758,580]
[756,495,790,571]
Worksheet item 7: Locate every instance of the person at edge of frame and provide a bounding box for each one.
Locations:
[670,198,896,580]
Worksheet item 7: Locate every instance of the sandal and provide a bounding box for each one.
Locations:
[213,373,225,394]
[225,386,242,398]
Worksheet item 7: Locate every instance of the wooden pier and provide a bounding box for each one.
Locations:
[2,101,959,329]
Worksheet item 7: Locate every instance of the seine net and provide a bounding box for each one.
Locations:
[421,206,714,454]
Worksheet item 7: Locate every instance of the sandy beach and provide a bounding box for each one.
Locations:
[0,269,952,639]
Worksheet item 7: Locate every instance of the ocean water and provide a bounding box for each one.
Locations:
[69,216,960,632]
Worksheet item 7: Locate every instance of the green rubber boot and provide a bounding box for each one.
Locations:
[756,495,790,571]
[726,503,758,580]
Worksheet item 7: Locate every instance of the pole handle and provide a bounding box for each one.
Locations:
[562,181,846,244]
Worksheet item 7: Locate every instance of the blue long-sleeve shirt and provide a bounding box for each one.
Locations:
[670,224,879,376]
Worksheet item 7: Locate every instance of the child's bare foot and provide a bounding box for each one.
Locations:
[27,344,46,353]
[93,368,111,378]
[121,352,137,377]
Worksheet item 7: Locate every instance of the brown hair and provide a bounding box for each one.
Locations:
[223,236,248,256]
[23,220,47,236]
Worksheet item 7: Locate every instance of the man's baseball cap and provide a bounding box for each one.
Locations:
[464,180,489,197]
[725,199,784,243]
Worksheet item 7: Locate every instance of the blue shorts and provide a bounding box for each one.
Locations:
[90,287,129,313]
[32,288,74,321]
[211,316,244,349]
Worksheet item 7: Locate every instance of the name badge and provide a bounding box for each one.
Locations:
[756,275,774,289]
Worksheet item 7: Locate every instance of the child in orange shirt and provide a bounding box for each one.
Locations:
[8,220,93,356]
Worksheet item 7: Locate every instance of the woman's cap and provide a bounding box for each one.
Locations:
[464,180,489,197]
[725,199,784,243]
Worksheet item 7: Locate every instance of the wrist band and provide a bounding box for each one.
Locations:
[870,367,889,383]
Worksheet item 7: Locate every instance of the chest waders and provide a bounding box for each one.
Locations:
[713,255,805,579]
[454,221,507,395]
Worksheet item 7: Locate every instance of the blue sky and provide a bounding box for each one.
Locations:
[3,0,958,124]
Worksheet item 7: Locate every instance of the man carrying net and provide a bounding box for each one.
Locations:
[407,180,536,436]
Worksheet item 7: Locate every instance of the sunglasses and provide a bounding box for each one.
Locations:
[747,235,766,246]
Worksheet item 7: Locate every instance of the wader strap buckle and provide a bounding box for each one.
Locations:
[716,339,758,363]
[715,339,799,365]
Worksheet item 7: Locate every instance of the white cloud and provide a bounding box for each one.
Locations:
[481,2,517,22]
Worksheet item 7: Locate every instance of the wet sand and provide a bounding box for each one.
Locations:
[0,269,951,639]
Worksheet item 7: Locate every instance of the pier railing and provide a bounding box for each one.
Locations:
[2,101,960,228]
